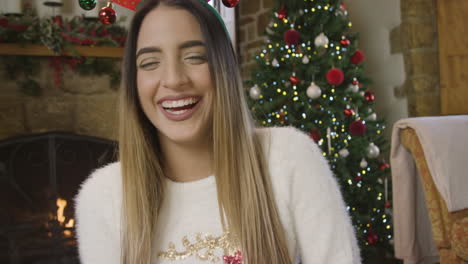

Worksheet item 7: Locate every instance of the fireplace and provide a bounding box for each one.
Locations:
[0,132,117,264]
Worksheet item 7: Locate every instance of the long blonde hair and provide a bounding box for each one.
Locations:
[119,0,291,263]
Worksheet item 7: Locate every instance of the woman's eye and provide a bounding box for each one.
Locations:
[186,56,206,64]
[139,61,159,70]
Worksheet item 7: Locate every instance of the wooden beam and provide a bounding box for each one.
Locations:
[0,43,124,58]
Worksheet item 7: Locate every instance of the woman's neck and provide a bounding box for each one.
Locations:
[159,137,213,183]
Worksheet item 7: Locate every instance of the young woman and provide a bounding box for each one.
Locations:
[74,0,361,263]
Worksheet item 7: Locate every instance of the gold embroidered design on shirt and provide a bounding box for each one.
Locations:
[157,231,240,262]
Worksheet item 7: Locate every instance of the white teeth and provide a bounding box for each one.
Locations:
[161,97,199,108]
[166,109,189,115]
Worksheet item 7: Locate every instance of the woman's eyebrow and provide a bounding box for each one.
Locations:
[136,40,205,60]
[136,47,161,60]
[179,40,205,50]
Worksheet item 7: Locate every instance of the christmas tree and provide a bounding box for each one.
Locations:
[245,0,394,262]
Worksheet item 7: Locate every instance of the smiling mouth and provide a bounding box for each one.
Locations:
[161,97,201,115]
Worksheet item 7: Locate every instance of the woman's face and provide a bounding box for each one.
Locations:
[136,5,214,146]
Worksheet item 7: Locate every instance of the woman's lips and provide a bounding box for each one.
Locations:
[158,98,202,122]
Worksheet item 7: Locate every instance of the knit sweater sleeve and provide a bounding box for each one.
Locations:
[74,162,121,264]
[288,128,361,263]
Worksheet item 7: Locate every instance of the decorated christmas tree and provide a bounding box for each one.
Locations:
[246,0,394,262]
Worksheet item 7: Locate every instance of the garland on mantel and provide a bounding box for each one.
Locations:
[0,4,127,96]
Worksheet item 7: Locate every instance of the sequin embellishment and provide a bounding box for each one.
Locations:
[157,231,241,263]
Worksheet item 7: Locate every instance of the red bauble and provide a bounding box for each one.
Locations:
[0,18,8,27]
[326,68,345,86]
[99,6,116,25]
[351,50,365,64]
[309,128,321,143]
[384,202,392,208]
[366,230,379,245]
[277,5,288,19]
[365,91,375,102]
[222,0,239,8]
[289,75,299,85]
[284,29,300,46]
[355,176,363,181]
[52,16,63,27]
[340,38,350,46]
[379,162,390,171]
[349,120,367,136]
[344,108,355,117]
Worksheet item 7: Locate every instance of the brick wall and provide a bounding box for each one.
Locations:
[391,0,440,116]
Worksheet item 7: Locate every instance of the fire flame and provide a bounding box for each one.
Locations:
[56,198,75,236]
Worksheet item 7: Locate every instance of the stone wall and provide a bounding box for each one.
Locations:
[0,59,119,141]
[391,0,440,116]
[238,0,275,82]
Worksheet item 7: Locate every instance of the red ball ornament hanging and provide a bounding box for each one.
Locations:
[222,0,239,8]
[277,5,288,19]
[309,128,321,143]
[355,175,363,181]
[366,230,379,245]
[284,29,300,46]
[326,68,345,86]
[340,38,350,46]
[384,202,392,208]
[349,120,367,136]
[351,50,365,64]
[289,75,300,85]
[99,3,116,25]
[379,162,390,171]
[344,108,355,117]
[365,91,375,102]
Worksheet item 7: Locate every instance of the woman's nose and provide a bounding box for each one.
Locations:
[160,60,189,89]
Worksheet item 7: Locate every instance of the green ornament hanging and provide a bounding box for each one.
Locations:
[79,0,97,11]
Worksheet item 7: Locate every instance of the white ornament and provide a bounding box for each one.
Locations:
[360,91,365,96]
[266,21,274,34]
[314,32,329,47]
[299,9,304,15]
[272,58,280,67]
[249,84,261,100]
[347,84,359,93]
[360,158,368,168]
[377,177,384,184]
[367,142,380,158]
[302,55,310,64]
[306,82,322,99]
[366,113,377,121]
[339,148,350,158]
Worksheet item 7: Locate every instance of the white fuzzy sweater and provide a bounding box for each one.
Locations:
[75,126,361,264]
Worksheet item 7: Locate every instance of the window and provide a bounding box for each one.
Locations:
[208,0,236,48]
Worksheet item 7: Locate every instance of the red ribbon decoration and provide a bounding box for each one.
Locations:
[112,0,143,11]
